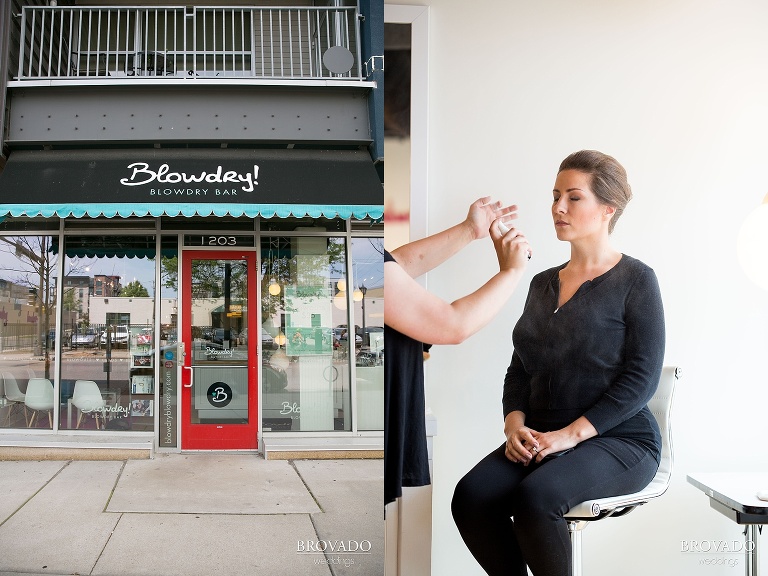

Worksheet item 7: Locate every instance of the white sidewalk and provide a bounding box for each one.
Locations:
[0,454,383,576]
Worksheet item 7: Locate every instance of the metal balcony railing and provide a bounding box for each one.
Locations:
[15,5,363,82]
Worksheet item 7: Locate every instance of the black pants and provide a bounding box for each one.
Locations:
[451,438,659,576]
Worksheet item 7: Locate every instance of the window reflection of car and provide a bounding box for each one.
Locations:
[336,326,363,345]
[71,327,99,348]
[261,330,277,350]
[100,325,129,347]
[204,328,242,347]
[364,326,384,348]
[262,362,288,392]
[212,328,235,344]
[236,327,278,350]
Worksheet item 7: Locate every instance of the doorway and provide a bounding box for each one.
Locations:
[180,250,258,449]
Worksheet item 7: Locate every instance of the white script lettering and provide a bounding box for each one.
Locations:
[205,347,234,356]
[121,163,259,192]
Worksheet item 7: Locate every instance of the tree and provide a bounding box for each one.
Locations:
[121,280,149,297]
[61,287,80,313]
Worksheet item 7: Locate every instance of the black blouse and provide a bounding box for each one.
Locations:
[384,250,431,505]
[503,254,665,455]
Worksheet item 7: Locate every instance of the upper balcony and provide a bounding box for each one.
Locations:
[11,4,368,87]
[4,4,380,150]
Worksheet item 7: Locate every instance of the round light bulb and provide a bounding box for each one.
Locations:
[268,280,281,296]
[353,289,364,302]
[274,332,286,346]
[336,279,347,292]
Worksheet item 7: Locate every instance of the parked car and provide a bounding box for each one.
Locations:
[100,325,129,347]
[71,327,99,348]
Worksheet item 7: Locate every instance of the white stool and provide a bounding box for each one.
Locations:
[564,366,681,576]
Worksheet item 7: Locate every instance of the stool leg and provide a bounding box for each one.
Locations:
[568,520,587,576]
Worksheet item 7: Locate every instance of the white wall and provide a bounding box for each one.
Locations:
[89,297,176,325]
[386,1,768,575]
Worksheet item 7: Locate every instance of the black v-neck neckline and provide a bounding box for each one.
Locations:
[553,255,625,312]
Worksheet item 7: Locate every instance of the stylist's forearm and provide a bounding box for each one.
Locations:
[446,268,524,343]
[391,221,475,279]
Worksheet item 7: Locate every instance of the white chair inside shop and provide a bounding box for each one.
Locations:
[564,366,681,576]
[24,378,55,428]
[3,372,27,426]
[72,380,106,429]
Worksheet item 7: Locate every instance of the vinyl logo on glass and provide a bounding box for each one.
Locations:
[207,382,233,408]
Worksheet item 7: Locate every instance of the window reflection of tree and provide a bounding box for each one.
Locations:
[190,260,247,299]
[260,236,348,320]
[0,236,55,376]
[161,255,178,290]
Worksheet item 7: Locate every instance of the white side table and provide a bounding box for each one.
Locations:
[688,472,768,576]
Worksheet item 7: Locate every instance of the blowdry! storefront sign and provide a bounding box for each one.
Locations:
[121,162,260,195]
[0,148,383,219]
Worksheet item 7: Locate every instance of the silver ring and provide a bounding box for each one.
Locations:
[532,446,539,453]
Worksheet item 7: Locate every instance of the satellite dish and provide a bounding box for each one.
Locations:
[322,46,355,75]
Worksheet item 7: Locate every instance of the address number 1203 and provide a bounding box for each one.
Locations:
[207,236,237,246]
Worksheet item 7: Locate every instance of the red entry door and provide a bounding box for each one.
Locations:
[181,251,258,449]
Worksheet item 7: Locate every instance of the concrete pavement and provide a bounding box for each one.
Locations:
[0,454,383,576]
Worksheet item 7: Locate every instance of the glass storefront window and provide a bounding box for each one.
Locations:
[261,235,350,432]
[0,235,58,429]
[351,237,384,431]
[0,224,383,444]
[59,235,157,432]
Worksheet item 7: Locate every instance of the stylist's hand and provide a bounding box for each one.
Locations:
[491,217,531,271]
[465,197,519,241]
[504,412,539,466]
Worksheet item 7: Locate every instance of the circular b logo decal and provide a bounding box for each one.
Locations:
[207,382,232,408]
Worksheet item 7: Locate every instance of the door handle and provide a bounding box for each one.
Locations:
[183,366,193,388]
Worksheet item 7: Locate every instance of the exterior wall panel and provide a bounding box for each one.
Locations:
[7,85,372,146]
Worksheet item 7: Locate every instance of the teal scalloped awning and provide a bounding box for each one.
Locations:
[0,202,382,220]
[0,148,383,221]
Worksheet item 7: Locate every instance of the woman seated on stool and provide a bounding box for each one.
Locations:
[451,150,665,576]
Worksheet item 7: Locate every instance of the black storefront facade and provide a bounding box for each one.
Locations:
[0,2,384,458]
